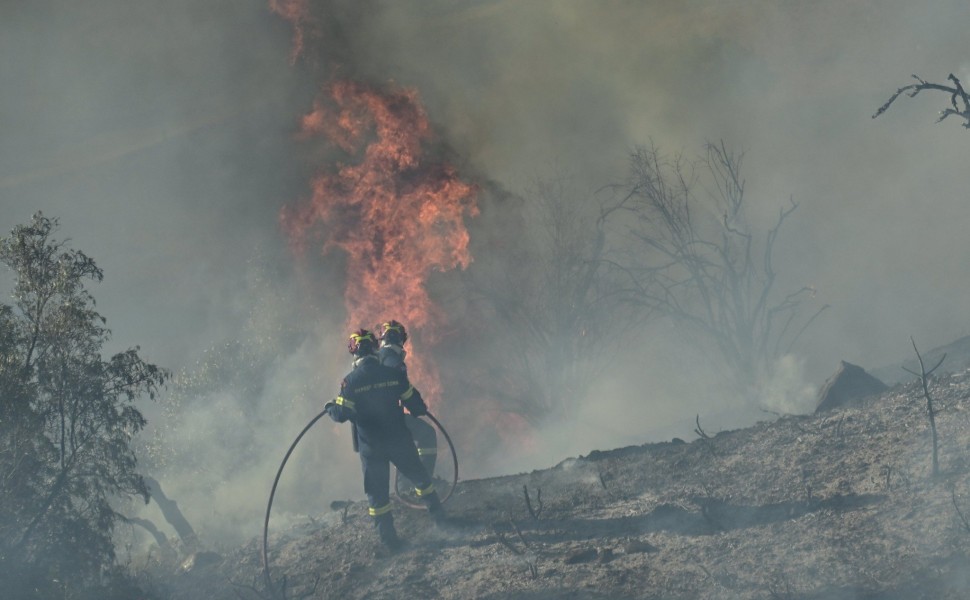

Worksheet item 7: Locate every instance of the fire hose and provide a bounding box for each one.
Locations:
[262,410,458,595]
[393,413,459,509]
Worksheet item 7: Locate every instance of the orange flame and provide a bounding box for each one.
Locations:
[281,80,479,407]
[268,0,312,63]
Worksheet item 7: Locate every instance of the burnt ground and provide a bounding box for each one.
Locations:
[140,369,970,599]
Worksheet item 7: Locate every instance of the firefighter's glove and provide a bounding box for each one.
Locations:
[401,386,427,416]
[325,398,354,423]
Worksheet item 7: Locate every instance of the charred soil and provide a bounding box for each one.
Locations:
[142,369,970,599]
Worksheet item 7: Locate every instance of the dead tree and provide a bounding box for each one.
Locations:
[952,488,970,533]
[902,337,945,477]
[144,476,200,550]
[694,414,717,457]
[124,516,176,559]
[873,73,970,129]
[694,414,712,440]
[464,176,633,425]
[523,485,543,520]
[609,141,827,393]
[491,517,539,579]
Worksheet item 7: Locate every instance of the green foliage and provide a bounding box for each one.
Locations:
[0,213,168,599]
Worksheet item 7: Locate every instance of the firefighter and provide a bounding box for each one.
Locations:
[325,329,446,551]
[377,320,438,479]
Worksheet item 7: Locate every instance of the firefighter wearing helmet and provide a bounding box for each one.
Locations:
[377,320,439,479]
[325,328,446,550]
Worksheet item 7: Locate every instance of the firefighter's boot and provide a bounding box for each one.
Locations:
[374,511,402,551]
[423,491,448,527]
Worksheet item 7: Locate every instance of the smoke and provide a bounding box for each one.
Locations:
[352,0,970,382]
[1,0,313,369]
[5,0,970,546]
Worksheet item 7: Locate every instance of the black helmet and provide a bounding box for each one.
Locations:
[379,320,408,346]
[348,329,378,357]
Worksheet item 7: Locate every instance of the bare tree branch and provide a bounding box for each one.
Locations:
[523,485,543,520]
[952,488,970,534]
[873,73,970,129]
[694,414,711,440]
[903,337,944,477]
[610,142,822,394]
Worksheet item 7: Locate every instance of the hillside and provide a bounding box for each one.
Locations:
[141,368,970,600]
[870,335,970,387]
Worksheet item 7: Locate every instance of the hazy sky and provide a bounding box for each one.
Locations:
[3,0,970,475]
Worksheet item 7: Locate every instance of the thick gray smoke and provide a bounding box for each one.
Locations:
[4,0,970,544]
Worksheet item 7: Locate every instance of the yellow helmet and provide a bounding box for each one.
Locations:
[379,320,408,346]
[348,329,377,356]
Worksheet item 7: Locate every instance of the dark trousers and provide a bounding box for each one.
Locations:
[405,415,438,476]
[361,434,435,510]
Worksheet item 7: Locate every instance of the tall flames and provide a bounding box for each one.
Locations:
[280,80,478,407]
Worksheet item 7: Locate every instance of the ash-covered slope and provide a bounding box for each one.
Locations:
[147,369,970,600]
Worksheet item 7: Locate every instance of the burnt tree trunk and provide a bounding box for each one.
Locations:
[144,476,199,550]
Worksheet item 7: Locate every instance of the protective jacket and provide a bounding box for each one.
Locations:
[327,355,427,454]
[326,354,441,544]
[378,344,439,475]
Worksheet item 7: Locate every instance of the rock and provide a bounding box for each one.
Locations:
[814,361,888,413]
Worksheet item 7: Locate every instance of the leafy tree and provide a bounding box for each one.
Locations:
[609,142,826,396]
[0,213,167,599]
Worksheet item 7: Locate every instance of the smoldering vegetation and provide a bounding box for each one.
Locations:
[151,366,970,600]
[5,1,970,597]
